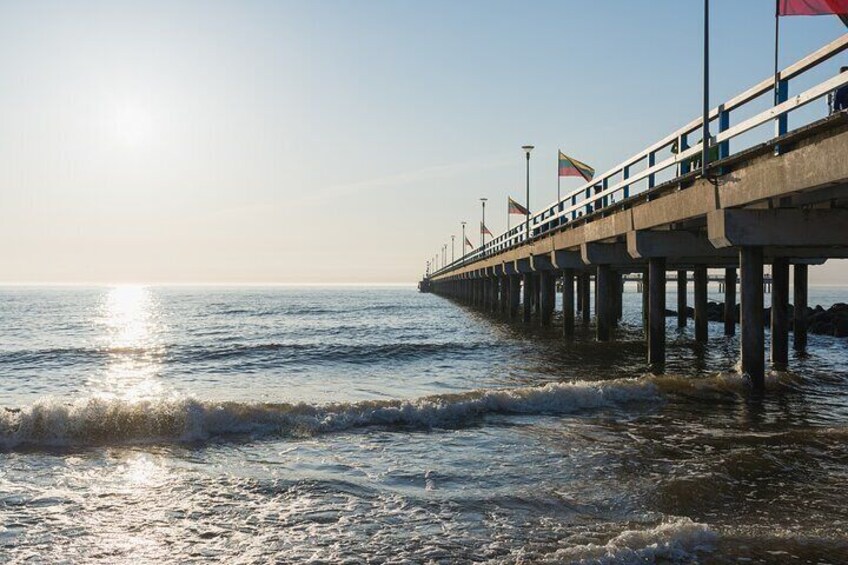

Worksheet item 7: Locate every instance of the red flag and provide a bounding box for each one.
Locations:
[778,0,848,16]
[464,236,473,248]
[480,222,492,236]
[508,197,530,216]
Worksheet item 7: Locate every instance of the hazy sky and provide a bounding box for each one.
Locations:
[0,0,846,284]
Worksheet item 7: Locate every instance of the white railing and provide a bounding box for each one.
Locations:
[432,33,848,278]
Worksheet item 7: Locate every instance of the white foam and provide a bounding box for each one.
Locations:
[533,517,717,564]
[0,378,659,449]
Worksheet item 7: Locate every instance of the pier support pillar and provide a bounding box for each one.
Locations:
[539,271,555,326]
[771,258,789,369]
[596,265,612,341]
[612,271,623,325]
[641,267,650,332]
[509,275,521,319]
[694,266,708,343]
[491,276,500,314]
[500,275,509,315]
[677,270,687,328]
[534,273,542,318]
[724,267,737,336]
[563,269,575,338]
[740,247,765,388]
[794,264,808,353]
[648,257,667,368]
[581,272,591,324]
[522,273,533,324]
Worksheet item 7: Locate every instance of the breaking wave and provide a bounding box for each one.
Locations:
[528,517,717,564]
[0,378,660,450]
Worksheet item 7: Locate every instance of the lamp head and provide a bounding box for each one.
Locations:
[522,145,535,155]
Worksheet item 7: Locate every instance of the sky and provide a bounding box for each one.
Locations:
[0,0,846,284]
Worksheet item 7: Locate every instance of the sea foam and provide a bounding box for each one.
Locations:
[0,378,659,450]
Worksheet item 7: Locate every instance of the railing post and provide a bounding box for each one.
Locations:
[678,134,690,176]
[647,151,655,190]
[775,78,788,138]
[623,165,630,199]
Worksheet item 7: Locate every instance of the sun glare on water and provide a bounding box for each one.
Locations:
[89,286,166,401]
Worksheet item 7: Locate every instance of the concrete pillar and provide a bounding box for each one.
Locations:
[499,275,511,316]
[534,273,542,318]
[694,266,708,343]
[576,274,583,314]
[596,265,612,341]
[540,271,555,326]
[648,257,667,367]
[677,270,687,328]
[612,271,623,325]
[724,267,737,336]
[641,267,649,332]
[522,273,533,323]
[740,247,765,388]
[509,275,521,319]
[491,276,500,313]
[581,272,591,324]
[563,268,575,338]
[794,264,808,353]
[771,258,790,369]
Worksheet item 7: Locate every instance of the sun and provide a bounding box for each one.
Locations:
[112,102,154,146]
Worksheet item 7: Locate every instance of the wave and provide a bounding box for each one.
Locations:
[0,378,659,450]
[0,342,490,369]
[531,517,717,564]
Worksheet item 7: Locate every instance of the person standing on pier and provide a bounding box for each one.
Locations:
[829,66,848,114]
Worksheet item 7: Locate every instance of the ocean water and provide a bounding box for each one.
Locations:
[1,284,848,564]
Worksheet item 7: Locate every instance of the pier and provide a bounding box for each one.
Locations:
[421,35,848,389]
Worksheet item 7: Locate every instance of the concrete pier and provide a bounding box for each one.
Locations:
[648,257,666,367]
[596,265,612,341]
[540,271,555,326]
[580,272,591,324]
[522,273,533,323]
[724,267,736,336]
[677,270,687,329]
[509,274,521,320]
[694,266,708,343]
[740,247,765,386]
[794,264,808,353]
[563,268,575,338]
[771,258,790,369]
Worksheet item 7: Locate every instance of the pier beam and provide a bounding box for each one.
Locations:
[771,258,790,369]
[648,257,667,368]
[677,270,687,328]
[794,264,808,353]
[522,273,533,324]
[740,247,765,388]
[540,271,555,326]
[724,267,737,336]
[563,268,575,338]
[596,265,612,341]
[694,266,708,343]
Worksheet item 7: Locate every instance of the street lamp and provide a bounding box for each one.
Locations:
[460,221,467,263]
[480,198,488,250]
[451,235,455,264]
[522,145,534,241]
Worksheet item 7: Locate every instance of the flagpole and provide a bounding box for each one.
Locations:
[701,0,710,177]
[774,0,780,105]
[557,151,561,204]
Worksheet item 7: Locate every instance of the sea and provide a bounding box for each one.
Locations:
[1,284,847,564]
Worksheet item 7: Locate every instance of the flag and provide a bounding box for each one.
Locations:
[508,197,530,216]
[778,0,848,16]
[480,222,492,236]
[465,236,473,248]
[558,151,595,182]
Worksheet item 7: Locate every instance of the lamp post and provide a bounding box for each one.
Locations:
[480,198,488,250]
[461,221,467,263]
[522,145,534,241]
[451,235,455,264]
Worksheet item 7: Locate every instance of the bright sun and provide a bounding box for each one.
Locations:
[112,102,154,146]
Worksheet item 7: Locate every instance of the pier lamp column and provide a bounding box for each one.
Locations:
[740,247,765,388]
[648,257,667,368]
[522,145,534,241]
[794,264,808,353]
[724,267,737,336]
[771,258,790,369]
[694,266,708,343]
